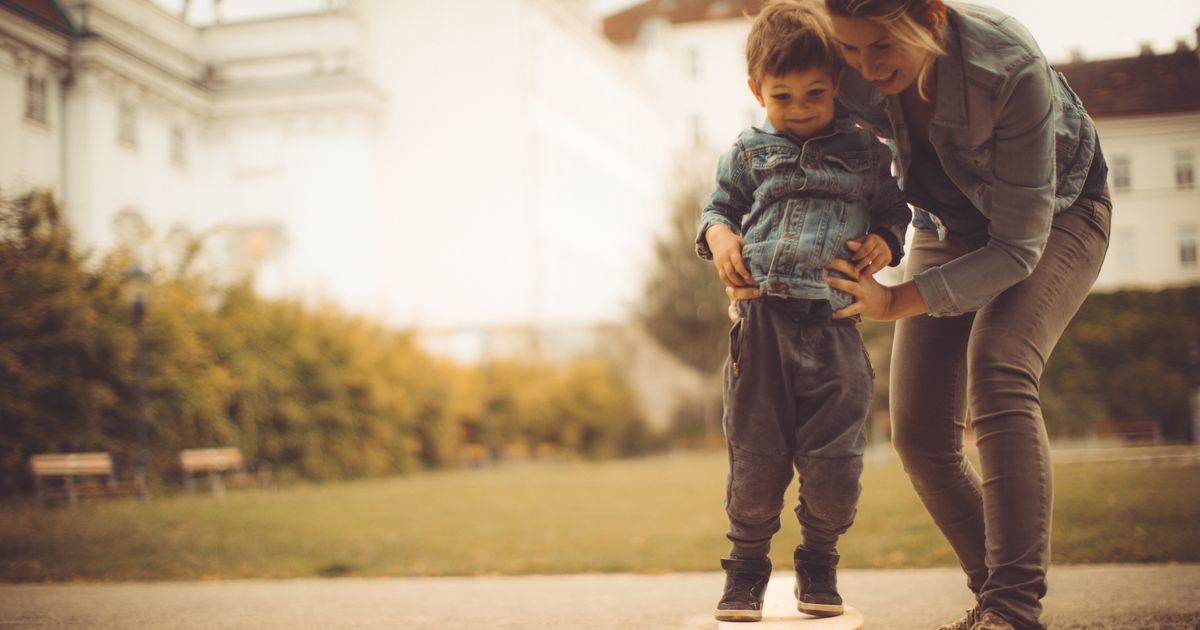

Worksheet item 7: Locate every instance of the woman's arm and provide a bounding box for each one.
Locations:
[911,58,1057,317]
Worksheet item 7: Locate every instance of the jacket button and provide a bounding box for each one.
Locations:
[768,281,786,292]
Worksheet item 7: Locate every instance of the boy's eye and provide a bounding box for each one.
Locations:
[771,94,791,102]
[872,42,891,51]
[807,88,826,98]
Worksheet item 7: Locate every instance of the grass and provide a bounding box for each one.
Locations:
[1,450,1197,582]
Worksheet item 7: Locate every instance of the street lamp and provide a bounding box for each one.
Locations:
[123,265,151,500]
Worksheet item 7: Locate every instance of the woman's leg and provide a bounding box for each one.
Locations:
[968,195,1111,629]
[890,229,990,595]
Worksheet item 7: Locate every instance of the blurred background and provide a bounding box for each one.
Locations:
[1,0,1199,582]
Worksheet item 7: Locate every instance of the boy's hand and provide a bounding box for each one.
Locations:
[705,224,757,289]
[847,233,892,277]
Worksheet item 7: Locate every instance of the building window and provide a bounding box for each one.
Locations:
[24,74,48,124]
[1180,225,1198,268]
[1175,150,1194,190]
[170,126,186,167]
[686,47,700,79]
[118,100,138,148]
[1111,154,1131,191]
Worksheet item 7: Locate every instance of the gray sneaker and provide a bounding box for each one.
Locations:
[793,546,844,617]
[715,556,772,622]
[970,611,1016,630]
[935,607,979,630]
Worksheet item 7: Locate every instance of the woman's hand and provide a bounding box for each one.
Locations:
[847,234,891,277]
[705,225,757,289]
[826,258,895,320]
[826,258,930,321]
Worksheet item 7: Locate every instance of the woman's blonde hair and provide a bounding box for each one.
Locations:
[824,0,948,99]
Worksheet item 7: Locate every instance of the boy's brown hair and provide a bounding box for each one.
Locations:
[746,0,843,85]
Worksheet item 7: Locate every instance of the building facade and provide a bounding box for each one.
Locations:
[1,0,674,326]
[1057,40,1200,290]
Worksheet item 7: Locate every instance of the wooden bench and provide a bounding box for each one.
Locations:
[30,452,145,506]
[1090,420,1162,445]
[180,447,272,495]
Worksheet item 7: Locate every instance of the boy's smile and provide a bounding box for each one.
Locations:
[749,68,837,140]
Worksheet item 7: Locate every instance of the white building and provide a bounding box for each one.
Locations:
[0,0,71,195]
[603,0,762,178]
[356,0,671,328]
[1,0,674,327]
[1058,40,1200,290]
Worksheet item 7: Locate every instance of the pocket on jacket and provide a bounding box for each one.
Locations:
[823,152,872,173]
[749,148,799,171]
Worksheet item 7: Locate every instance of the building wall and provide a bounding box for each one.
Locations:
[0,4,69,196]
[1093,113,1200,290]
[617,14,758,179]
[360,0,671,327]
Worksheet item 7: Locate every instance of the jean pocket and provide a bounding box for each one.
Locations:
[728,317,747,377]
[858,335,875,381]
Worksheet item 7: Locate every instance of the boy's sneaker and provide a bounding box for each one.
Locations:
[793,546,844,617]
[714,556,772,622]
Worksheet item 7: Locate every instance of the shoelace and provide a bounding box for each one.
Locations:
[802,565,836,592]
[727,572,766,598]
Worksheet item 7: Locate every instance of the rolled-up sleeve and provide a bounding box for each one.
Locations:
[696,143,751,260]
[914,58,1056,316]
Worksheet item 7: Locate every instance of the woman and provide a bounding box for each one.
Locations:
[774,1,1109,629]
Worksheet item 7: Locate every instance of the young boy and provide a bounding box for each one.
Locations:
[694,0,910,622]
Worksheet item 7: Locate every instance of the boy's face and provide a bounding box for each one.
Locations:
[749,68,837,139]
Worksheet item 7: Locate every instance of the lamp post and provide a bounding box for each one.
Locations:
[124,265,151,500]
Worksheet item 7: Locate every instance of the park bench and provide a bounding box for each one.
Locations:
[29,452,145,506]
[1090,420,1162,445]
[179,447,272,495]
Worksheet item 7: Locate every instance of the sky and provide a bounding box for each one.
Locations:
[156,0,1200,63]
[592,0,1200,62]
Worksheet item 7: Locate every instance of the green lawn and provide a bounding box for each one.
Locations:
[1,451,1197,582]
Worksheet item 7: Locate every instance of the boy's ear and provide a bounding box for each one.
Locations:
[747,78,765,106]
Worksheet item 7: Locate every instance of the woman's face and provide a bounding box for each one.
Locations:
[829,16,931,95]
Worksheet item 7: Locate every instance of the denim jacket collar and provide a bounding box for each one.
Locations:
[757,116,849,145]
[931,9,969,129]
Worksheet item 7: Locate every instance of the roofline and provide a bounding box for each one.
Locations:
[1091,107,1200,120]
[0,0,77,36]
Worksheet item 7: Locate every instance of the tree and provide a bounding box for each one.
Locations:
[635,184,731,439]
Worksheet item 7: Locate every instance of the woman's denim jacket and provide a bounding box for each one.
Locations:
[835,3,1101,316]
[695,114,911,312]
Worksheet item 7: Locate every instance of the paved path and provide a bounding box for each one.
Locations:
[2,564,1198,629]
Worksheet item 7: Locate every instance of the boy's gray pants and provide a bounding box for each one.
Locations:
[722,297,873,559]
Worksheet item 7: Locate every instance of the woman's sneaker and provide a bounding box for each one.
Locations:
[970,611,1016,630]
[714,556,772,622]
[793,546,844,617]
[936,607,980,630]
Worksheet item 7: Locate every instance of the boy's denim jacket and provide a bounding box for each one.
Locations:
[695,114,911,312]
[835,3,1102,316]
